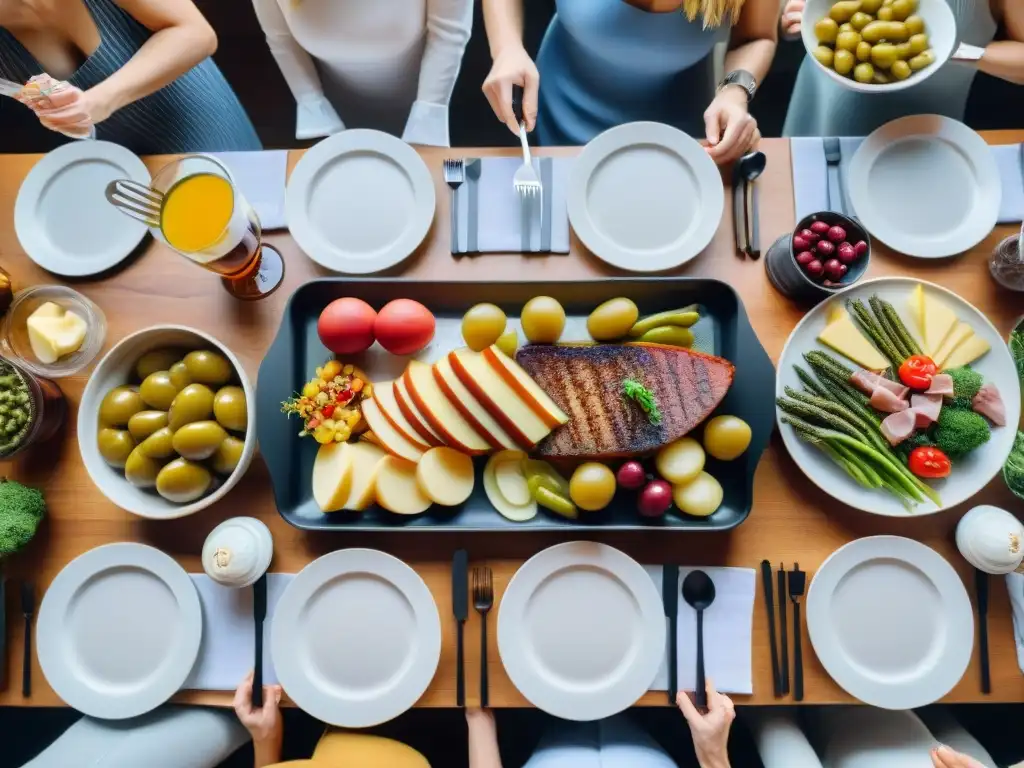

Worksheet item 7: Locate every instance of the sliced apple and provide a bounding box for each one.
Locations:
[416,446,475,506]
[312,442,355,512]
[483,450,536,522]
[449,348,552,449]
[373,380,430,451]
[403,360,490,455]
[361,398,425,464]
[393,374,444,447]
[375,455,432,515]
[434,356,517,450]
[342,441,387,511]
[484,345,568,429]
[495,459,531,506]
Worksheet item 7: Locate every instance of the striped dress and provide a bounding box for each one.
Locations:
[0,0,261,153]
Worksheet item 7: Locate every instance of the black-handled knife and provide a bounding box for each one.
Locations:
[252,574,267,709]
[21,581,33,698]
[663,564,679,705]
[976,568,990,694]
[453,549,468,707]
[0,573,7,691]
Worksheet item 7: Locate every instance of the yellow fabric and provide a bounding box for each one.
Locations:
[267,733,430,768]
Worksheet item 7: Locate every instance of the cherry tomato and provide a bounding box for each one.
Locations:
[898,354,937,390]
[908,446,952,479]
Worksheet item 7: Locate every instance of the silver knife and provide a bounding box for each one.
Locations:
[824,137,845,215]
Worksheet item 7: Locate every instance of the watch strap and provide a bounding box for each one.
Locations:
[719,70,756,102]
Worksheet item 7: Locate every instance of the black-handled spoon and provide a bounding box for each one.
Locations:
[682,570,716,709]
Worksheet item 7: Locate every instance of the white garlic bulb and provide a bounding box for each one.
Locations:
[202,517,273,587]
[956,505,1024,575]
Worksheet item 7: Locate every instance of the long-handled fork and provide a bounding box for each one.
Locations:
[511,86,541,200]
[473,566,494,707]
[443,159,464,252]
[105,179,163,228]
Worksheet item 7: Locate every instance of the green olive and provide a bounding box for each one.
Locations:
[895,42,913,59]
[836,30,862,52]
[889,0,913,19]
[168,361,192,391]
[860,0,883,11]
[833,48,856,76]
[134,349,182,381]
[97,428,135,468]
[849,11,872,30]
[156,458,212,503]
[139,371,180,411]
[890,59,912,79]
[877,6,894,20]
[168,383,215,432]
[815,17,840,44]
[854,62,876,83]
[139,426,176,459]
[856,41,873,62]
[873,69,892,84]
[172,420,228,461]
[908,32,928,55]
[213,386,247,432]
[812,45,835,68]
[99,386,145,427]
[861,20,908,43]
[838,22,855,33]
[211,436,245,475]
[127,410,168,442]
[124,446,163,489]
[828,0,863,22]
[904,14,924,35]
[183,351,232,387]
[871,42,898,70]
[909,48,936,71]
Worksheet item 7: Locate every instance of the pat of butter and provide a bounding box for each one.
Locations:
[26,302,87,364]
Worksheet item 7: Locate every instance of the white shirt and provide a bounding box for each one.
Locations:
[251,0,472,146]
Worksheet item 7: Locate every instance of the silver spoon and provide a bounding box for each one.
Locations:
[682,569,716,709]
[738,151,767,259]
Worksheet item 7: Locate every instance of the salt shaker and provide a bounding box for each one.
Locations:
[202,517,273,588]
[956,505,1024,575]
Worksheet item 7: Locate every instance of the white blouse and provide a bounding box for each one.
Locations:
[251,0,472,146]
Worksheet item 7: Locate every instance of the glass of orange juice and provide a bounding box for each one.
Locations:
[151,155,284,300]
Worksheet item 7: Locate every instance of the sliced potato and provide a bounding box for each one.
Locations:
[484,451,536,522]
[673,472,724,517]
[342,441,387,511]
[312,442,355,512]
[376,456,432,515]
[495,460,531,506]
[416,446,475,506]
[655,437,705,485]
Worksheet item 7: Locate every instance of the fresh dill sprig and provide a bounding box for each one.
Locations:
[622,378,662,426]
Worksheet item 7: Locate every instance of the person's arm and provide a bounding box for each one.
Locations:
[677,680,735,768]
[251,0,344,139]
[233,672,284,768]
[976,0,1024,85]
[481,0,539,133]
[467,709,504,768]
[703,0,778,164]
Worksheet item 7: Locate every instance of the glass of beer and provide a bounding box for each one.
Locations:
[151,155,284,300]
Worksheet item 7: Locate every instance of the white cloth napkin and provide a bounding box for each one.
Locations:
[644,566,756,695]
[1005,573,1024,674]
[209,150,288,231]
[183,573,294,691]
[791,137,1024,224]
[451,157,572,254]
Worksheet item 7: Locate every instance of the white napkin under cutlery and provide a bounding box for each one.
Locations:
[209,150,288,231]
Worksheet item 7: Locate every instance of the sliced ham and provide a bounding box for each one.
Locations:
[870,386,909,413]
[880,409,918,446]
[910,393,943,429]
[926,373,954,397]
[850,370,909,398]
[973,383,1006,426]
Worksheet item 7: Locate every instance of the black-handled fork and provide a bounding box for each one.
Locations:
[473,567,494,707]
[21,581,33,698]
[789,564,806,702]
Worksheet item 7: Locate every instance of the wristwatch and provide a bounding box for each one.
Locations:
[718,70,757,102]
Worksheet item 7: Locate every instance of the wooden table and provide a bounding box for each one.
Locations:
[1,134,1022,710]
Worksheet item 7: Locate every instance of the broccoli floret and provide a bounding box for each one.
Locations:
[896,430,935,464]
[0,480,45,557]
[934,407,991,458]
[947,366,983,409]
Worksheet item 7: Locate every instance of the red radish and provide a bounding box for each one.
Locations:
[854,240,868,257]
[638,480,673,517]
[823,258,844,281]
[837,242,857,263]
[617,461,646,491]
[793,235,810,252]
[828,225,847,243]
[796,250,815,266]
[810,221,831,235]
[806,259,824,279]
[816,240,836,257]
[800,228,820,243]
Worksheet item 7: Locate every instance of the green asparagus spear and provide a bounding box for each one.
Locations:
[870,295,912,360]
[877,297,922,357]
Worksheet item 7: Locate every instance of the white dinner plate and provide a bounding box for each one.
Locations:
[807,536,973,709]
[776,277,1020,516]
[497,542,664,721]
[271,548,441,727]
[37,543,202,719]
[848,115,999,258]
[567,122,724,272]
[15,141,150,276]
[285,129,435,274]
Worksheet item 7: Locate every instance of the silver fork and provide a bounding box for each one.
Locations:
[443,158,464,252]
[104,179,163,228]
[511,86,541,200]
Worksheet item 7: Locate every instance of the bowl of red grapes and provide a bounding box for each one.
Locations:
[789,212,870,292]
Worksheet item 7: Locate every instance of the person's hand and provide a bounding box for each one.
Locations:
[930,745,988,768]
[781,0,804,38]
[32,85,114,135]
[677,680,735,768]
[466,707,497,729]
[233,671,283,747]
[482,45,539,135]
[704,88,760,165]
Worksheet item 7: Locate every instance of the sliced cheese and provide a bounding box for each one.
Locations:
[483,346,568,428]
[375,455,432,515]
[373,380,430,450]
[825,301,846,325]
[909,284,926,342]
[942,335,991,370]
[360,398,425,464]
[449,348,552,448]
[342,441,387,511]
[434,355,517,450]
[312,441,355,512]
[415,446,475,506]
[403,360,490,454]
[393,376,443,446]
[932,323,973,369]
[817,313,889,371]
[919,291,959,357]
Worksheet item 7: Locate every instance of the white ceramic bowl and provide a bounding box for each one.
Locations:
[801,0,956,94]
[78,325,256,520]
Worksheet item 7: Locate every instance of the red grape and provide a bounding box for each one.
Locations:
[806,259,824,278]
[800,228,820,243]
[854,240,868,257]
[796,250,815,266]
[793,235,810,252]
[823,258,845,281]
[816,240,836,257]
[616,461,646,491]
[828,225,847,243]
[837,242,857,263]
[810,221,831,235]
[638,480,673,517]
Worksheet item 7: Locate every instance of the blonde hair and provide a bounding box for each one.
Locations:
[681,0,747,27]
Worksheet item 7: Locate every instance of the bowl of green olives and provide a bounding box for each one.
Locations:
[78,325,255,519]
[801,0,956,93]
